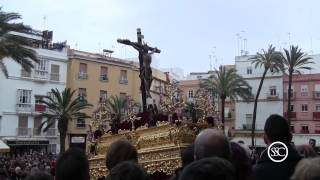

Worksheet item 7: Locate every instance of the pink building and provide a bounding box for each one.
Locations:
[283,74,320,134]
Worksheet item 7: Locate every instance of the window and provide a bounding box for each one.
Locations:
[33,117,42,135]
[35,96,46,112]
[50,64,60,81]
[301,85,308,96]
[315,84,320,98]
[34,57,49,78]
[290,104,294,112]
[244,114,253,129]
[269,86,277,96]
[120,70,127,80]
[119,70,128,84]
[78,88,87,97]
[18,116,28,136]
[100,66,108,81]
[197,75,203,79]
[100,90,107,102]
[188,90,193,98]
[289,88,294,98]
[78,63,88,79]
[301,125,309,133]
[302,104,308,112]
[17,89,32,105]
[246,67,252,74]
[290,125,295,132]
[316,104,320,112]
[76,118,86,128]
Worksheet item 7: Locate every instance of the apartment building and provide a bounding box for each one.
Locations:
[66,50,168,150]
[0,30,68,153]
[235,55,284,132]
[284,74,320,134]
[180,66,236,132]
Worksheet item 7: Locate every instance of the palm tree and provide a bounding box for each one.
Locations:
[38,88,92,153]
[281,45,314,125]
[106,95,127,134]
[250,45,282,148]
[202,66,252,132]
[0,8,38,77]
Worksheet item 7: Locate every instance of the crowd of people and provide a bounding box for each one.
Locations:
[0,151,56,180]
[1,114,320,180]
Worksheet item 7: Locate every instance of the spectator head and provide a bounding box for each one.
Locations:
[309,139,316,148]
[291,157,320,180]
[25,172,53,180]
[55,148,89,180]
[106,139,138,170]
[181,144,194,167]
[296,145,317,158]
[15,166,22,175]
[237,140,245,144]
[179,157,235,180]
[106,161,150,180]
[194,129,231,160]
[263,114,292,144]
[230,142,252,180]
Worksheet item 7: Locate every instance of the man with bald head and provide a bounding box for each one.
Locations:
[194,128,231,160]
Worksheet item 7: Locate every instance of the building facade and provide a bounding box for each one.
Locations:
[235,55,284,131]
[0,30,68,154]
[66,50,168,150]
[283,74,320,134]
[179,68,236,132]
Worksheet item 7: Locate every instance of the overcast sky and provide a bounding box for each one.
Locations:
[2,0,320,74]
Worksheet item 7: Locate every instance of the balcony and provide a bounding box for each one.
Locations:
[16,103,33,113]
[266,93,279,100]
[50,73,60,81]
[100,74,108,82]
[78,72,88,80]
[17,128,32,136]
[242,124,252,130]
[284,112,297,119]
[313,91,320,99]
[300,129,309,134]
[33,70,49,81]
[46,128,58,136]
[313,112,320,119]
[284,92,296,100]
[35,104,46,112]
[119,79,128,85]
[18,128,59,137]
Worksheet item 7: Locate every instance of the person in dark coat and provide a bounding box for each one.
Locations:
[252,114,301,180]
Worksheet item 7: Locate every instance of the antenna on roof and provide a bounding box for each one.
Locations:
[103,49,114,57]
[43,16,47,30]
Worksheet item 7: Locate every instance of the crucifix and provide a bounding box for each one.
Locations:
[117,28,161,113]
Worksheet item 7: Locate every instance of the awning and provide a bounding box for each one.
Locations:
[0,140,10,153]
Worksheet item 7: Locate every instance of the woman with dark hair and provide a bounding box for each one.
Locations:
[230,142,252,180]
[106,139,138,170]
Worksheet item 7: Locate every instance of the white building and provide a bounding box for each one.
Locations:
[235,55,284,131]
[0,30,68,154]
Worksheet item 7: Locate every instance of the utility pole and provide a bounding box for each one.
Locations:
[117,28,160,113]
